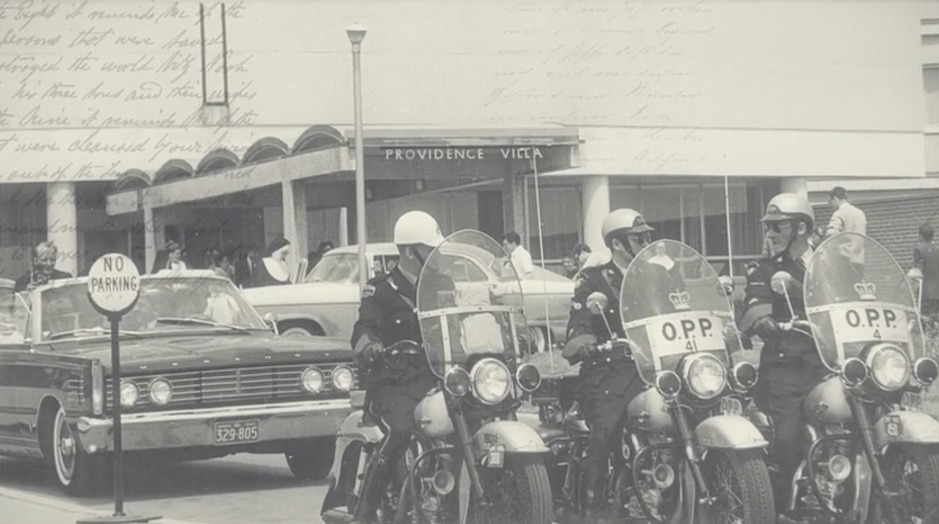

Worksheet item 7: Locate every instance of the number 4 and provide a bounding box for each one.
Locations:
[873,329,882,340]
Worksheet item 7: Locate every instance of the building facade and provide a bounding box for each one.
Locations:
[0,0,933,280]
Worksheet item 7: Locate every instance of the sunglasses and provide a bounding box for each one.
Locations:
[763,221,793,234]
[629,232,652,244]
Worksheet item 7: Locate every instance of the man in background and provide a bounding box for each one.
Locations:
[914,223,939,323]
[502,231,534,279]
[826,186,866,273]
[14,241,73,292]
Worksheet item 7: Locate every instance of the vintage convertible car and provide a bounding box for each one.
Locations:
[0,270,356,496]
[243,242,574,352]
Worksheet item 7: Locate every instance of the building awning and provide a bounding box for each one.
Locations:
[105,125,581,216]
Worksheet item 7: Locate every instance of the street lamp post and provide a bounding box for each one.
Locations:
[347,23,368,291]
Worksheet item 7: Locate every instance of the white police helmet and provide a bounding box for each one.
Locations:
[601,208,654,245]
[393,211,444,248]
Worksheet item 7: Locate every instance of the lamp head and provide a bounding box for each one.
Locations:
[346,23,367,45]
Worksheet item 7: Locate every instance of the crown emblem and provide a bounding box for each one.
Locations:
[668,290,691,311]
[854,282,877,301]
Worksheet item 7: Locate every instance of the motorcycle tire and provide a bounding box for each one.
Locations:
[470,454,553,524]
[869,445,939,524]
[696,449,774,524]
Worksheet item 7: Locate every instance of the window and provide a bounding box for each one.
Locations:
[926,66,939,127]
[524,185,582,261]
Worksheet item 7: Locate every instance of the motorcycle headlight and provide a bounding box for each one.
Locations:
[471,358,511,405]
[148,377,173,406]
[119,380,139,408]
[731,362,758,391]
[301,366,324,394]
[682,353,727,400]
[914,357,939,386]
[866,344,910,391]
[331,365,355,392]
[516,363,541,393]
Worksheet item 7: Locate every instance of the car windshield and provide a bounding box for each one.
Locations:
[306,253,359,284]
[39,277,267,340]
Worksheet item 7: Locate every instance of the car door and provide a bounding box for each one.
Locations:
[0,292,33,453]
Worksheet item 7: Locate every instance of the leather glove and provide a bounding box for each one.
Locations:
[610,340,630,356]
[358,342,385,366]
[581,343,603,358]
[751,316,779,340]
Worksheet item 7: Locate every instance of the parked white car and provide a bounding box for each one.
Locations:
[242,243,574,352]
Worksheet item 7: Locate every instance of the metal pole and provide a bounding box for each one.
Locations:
[724,176,733,279]
[110,315,125,516]
[531,148,554,368]
[351,41,367,291]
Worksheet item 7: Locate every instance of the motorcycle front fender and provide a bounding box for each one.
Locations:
[694,415,769,449]
[473,420,550,456]
[874,410,939,446]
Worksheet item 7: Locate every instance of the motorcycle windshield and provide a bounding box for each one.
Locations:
[619,240,739,385]
[416,230,530,379]
[805,232,924,371]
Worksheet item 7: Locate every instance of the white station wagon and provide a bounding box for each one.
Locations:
[242,242,574,352]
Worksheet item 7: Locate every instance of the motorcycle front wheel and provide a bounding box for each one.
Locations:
[696,449,775,524]
[869,445,939,524]
[470,454,553,524]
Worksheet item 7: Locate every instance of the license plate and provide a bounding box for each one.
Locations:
[828,302,911,346]
[213,420,259,445]
[644,311,726,357]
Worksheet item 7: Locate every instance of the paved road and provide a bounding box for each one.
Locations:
[1,453,328,523]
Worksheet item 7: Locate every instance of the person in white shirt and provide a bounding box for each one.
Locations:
[826,186,866,270]
[502,231,534,279]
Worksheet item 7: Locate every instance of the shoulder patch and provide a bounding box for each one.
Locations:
[572,301,583,310]
[362,284,376,298]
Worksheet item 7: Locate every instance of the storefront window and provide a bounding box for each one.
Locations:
[525,186,581,261]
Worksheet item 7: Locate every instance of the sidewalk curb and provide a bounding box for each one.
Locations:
[0,485,208,524]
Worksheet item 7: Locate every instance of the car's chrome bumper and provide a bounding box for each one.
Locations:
[73,399,351,453]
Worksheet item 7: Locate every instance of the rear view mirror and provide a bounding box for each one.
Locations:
[586,292,608,315]
[263,313,279,335]
[770,271,795,295]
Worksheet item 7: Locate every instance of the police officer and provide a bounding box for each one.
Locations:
[562,208,650,522]
[739,193,826,523]
[349,211,446,523]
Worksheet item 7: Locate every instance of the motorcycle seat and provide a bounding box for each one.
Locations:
[536,426,568,443]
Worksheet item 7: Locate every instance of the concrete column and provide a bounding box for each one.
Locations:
[502,173,525,237]
[292,180,309,273]
[46,182,78,275]
[281,181,298,281]
[781,177,809,200]
[144,206,156,273]
[339,207,349,246]
[581,175,610,252]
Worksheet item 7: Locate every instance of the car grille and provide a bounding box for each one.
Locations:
[106,363,355,410]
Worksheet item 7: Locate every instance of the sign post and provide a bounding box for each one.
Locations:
[78,254,160,524]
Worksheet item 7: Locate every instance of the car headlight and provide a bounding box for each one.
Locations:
[866,344,910,391]
[148,378,173,406]
[682,353,727,400]
[471,358,511,405]
[119,380,139,408]
[301,367,324,394]
[331,365,355,392]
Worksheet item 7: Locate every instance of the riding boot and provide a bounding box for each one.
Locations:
[353,452,393,524]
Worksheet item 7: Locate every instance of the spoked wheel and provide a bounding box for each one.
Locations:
[697,449,774,524]
[631,446,683,522]
[469,454,553,524]
[870,445,939,524]
[50,405,108,496]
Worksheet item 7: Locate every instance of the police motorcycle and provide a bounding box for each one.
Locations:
[322,229,552,524]
[770,231,939,523]
[617,239,776,523]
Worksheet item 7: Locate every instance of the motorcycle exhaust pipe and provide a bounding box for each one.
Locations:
[432,469,456,496]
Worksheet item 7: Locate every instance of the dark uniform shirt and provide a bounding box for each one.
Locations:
[740,253,817,366]
[565,261,636,397]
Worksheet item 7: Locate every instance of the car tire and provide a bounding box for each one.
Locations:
[286,437,336,482]
[528,326,548,354]
[49,405,109,496]
[279,321,324,338]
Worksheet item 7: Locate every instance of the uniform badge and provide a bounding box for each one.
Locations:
[746,262,759,276]
[362,284,376,298]
[572,301,583,311]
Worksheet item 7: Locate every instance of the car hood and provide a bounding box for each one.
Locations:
[51,332,353,374]
[241,282,358,306]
